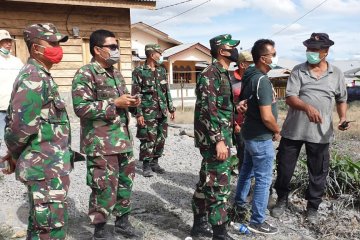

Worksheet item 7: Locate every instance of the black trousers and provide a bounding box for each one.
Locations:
[274,137,330,210]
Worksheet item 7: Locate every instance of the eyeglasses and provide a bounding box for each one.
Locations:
[100,44,119,51]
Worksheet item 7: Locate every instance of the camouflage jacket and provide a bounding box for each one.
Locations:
[4,58,72,182]
[131,63,175,120]
[72,60,133,156]
[194,60,234,148]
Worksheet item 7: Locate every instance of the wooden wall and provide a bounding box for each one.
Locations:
[0,2,133,91]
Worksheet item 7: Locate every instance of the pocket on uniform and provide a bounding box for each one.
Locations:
[48,98,68,125]
[86,157,107,190]
[32,189,66,230]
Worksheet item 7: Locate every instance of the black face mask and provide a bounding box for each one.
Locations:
[222,48,239,62]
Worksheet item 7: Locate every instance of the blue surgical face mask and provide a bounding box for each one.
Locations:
[0,47,10,55]
[249,63,255,67]
[306,51,322,64]
[267,55,278,69]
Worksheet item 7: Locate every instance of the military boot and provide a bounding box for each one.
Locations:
[150,158,165,174]
[212,223,235,240]
[93,222,112,240]
[143,161,153,177]
[190,214,212,237]
[114,214,142,239]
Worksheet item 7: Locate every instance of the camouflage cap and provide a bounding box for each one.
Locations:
[0,30,15,41]
[23,23,68,44]
[145,43,163,53]
[238,51,253,64]
[210,34,240,48]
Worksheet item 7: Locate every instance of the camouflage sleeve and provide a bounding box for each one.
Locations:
[72,70,117,120]
[4,74,43,159]
[131,69,143,117]
[198,74,225,143]
[164,68,175,113]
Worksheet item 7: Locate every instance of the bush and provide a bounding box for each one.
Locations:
[290,151,360,207]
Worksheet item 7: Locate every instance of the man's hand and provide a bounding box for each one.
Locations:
[137,116,145,127]
[0,152,16,175]
[305,104,322,123]
[170,112,175,121]
[114,94,138,109]
[273,132,281,142]
[338,119,352,131]
[216,141,228,161]
[234,124,241,134]
[236,100,248,113]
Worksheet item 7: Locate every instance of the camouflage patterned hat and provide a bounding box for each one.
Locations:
[23,23,68,44]
[145,43,163,53]
[210,34,240,48]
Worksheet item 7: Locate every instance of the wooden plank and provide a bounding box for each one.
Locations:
[54,78,73,86]
[62,45,82,53]
[52,62,83,70]
[51,69,77,78]
[119,40,131,48]
[62,53,83,62]
[4,0,155,10]
[121,55,131,62]
[61,39,83,46]
[14,38,29,63]
[120,48,132,55]
[120,62,132,70]
[58,85,72,92]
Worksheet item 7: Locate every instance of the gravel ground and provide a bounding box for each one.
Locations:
[0,119,360,240]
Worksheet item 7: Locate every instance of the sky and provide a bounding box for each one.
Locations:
[131,0,360,62]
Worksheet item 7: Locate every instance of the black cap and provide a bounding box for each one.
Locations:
[303,33,334,49]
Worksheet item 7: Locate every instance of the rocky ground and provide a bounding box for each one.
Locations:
[1,119,360,240]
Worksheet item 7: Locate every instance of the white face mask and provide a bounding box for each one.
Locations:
[267,55,278,69]
[99,48,120,66]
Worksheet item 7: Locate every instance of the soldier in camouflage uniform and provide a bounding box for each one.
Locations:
[72,29,142,239]
[191,34,240,240]
[3,23,71,240]
[131,44,176,177]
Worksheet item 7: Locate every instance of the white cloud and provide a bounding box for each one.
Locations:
[251,0,298,17]
[301,0,360,15]
[271,23,306,35]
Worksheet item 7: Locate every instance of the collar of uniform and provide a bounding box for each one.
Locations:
[300,61,334,76]
[142,61,156,71]
[212,59,227,73]
[28,58,50,74]
[92,59,107,74]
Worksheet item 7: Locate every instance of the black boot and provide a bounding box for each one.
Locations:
[270,195,288,218]
[93,222,111,240]
[212,223,234,240]
[143,161,153,177]
[150,158,165,174]
[190,214,212,237]
[114,214,142,239]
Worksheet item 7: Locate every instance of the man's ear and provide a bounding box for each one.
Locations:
[94,46,101,56]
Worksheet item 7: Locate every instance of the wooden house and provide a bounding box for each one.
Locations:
[0,0,156,91]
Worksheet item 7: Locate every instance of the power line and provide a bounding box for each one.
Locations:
[151,0,211,27]
[156,0,194,10]
[270,0,329,37]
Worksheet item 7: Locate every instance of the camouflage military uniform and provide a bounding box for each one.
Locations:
[132,58,175,164]
[72,60,135,224]
[4,23,71,240]
[192,59,234,226]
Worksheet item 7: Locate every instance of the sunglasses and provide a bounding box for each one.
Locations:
[99,44,119,51]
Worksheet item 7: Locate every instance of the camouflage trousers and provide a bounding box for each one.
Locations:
[137,117,168,162]
[26,175,70,240]
[87,152,135,224]
[192,146,231,226]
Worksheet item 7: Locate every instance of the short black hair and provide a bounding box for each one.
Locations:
[145,50,156,58]
[90,29,115,56]
[251,39,275,64]
[210,44,220,59]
